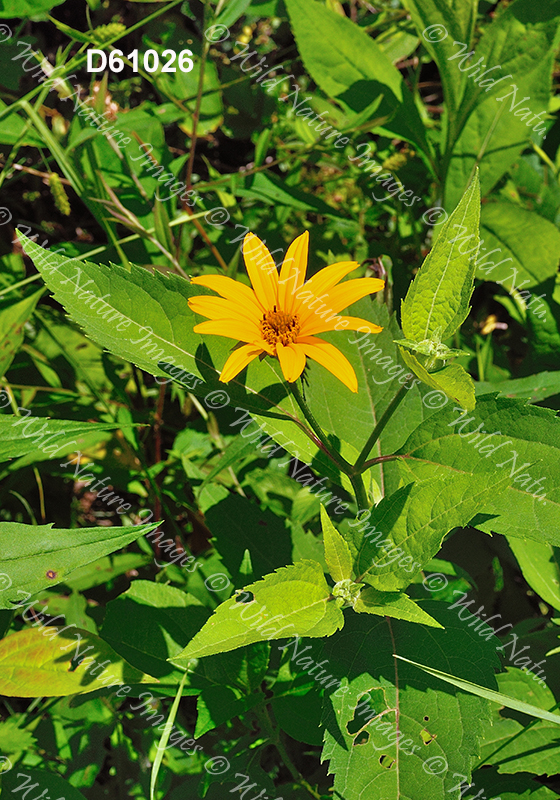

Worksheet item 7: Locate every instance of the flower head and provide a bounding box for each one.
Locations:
[188,232,384,392]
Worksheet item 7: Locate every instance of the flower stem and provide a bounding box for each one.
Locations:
[289,380,352,474]
[354,385,408,472]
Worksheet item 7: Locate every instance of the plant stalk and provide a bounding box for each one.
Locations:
[354,384,408,472]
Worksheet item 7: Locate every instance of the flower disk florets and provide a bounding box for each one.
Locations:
[261,307,300,350]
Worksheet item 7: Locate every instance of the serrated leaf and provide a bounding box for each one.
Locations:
[0,520,159,609]
[355,587,443,627]
[401,172,480,344]
[170,561,344,663]
[321,506,353,582]
[395,394,560,546]
[352,472,508,592]
[0,413,122,465]
[321,605,500,800]
[0,626,154,697]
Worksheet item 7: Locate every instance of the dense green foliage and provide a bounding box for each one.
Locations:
[1,1,560,799]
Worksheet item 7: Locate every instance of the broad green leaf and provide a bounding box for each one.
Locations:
[0,626,154,697]
[395,395,560,546]
[0,413,121,466]
[477,203,560,290]
[402,0,477,117]
[469,770,559,799]
[321,506,353,582]
[170,561,344,663]
[476,371,560,403]
[0,520,159,609]
[352,472,508,591]
[283,0,431,157]
[101,580,211,679]
[508,539,560,613]
[321,605,500,800]
[401,172,480,344]
[0,289,42,377]
[1,770,87,800]
[478,668,560,775]
[399,349,475,410]
[203,494,293,583]
[0,716,36,756]
[354,587,443,628]
[445,0,560,208]
[396,655,560,726]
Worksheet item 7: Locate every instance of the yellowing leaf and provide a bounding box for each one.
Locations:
[0,626,155,697]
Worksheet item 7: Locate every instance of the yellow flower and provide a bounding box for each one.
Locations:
[188,232,384,392]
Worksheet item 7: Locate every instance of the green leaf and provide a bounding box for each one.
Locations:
[402,0,476,117]
[401,171,480,344]
[0,520,159,609]
[0,413,121,466]
[321,605,500,800]
[352,472,508,591]
[0,626,154,697]
[445,0,560,208]
[399,349,476,410]
[395,394,560,546]
[508,538,560,613]
[1,770,87,800]
[101,580,211,679]
[239,171,346,220]
[476,371,560,403]
[354,587,443,628]
[478,668,560,776]
[0,289,43,377]
[477,203,560,289]
[321,506,353,582]
[204,494,294,583]
[170,560,344,662]
[395,655,560,726]
[283,0,431,157]
[0,716,36,756]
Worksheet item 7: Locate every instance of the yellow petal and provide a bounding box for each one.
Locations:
[300,314,383,336]
[220,344,263,383]
[297,336,358,392]
[193,319,262,344]
[276,342,307,383]
[243,233,279,309]
[191,274,264,317]
[188,295,261,325]
[295,261,360,306]
[299,277,384,324]
[278,231,308,314]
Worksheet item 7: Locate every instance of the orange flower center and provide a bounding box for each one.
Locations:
[260,306,300,349]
